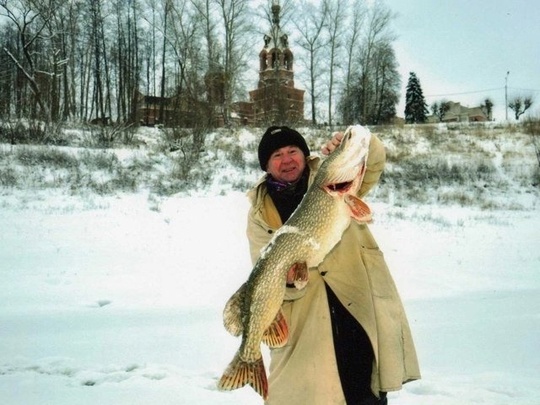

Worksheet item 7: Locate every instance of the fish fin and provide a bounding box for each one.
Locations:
[292,262,309,290]
[345,194,372,223]
[262,309,289,348]
[223,283,247,336]
[217,353,268,400]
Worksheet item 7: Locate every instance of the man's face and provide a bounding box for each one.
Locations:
[266,145,306,183]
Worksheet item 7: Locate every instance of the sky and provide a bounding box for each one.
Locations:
[384,0,540,121]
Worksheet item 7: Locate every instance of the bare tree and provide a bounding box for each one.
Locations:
[192,0,222,123]
[168,0,211,127]
[338,1,398,125]
[481,98,494,121]
[0,26,17,118]
[257,0,295,29]
[432,100,451,122]
[157,0,171,124]
[87,0,107,121]
[20,0,75,121]
[369,41,400,124]
[213,0,253,126]
[293,0,327,125]
[191,0,218,68]
[112,0,141,123]
[341,0,367,125]
[322,0,346,127]
[53,0,80,121]
[509,96,533,120]
[358,2,396,123]
[145,0,158,97]
[1,0,53,121]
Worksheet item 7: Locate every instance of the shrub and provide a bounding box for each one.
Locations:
[0,167,18,187]
[14,147,78,169]
[228,144,246,169]
[79,150,120,172]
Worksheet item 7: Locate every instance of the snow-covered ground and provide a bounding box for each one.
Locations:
[1,188,539,404]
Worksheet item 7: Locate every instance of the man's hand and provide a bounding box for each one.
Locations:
[321,132,344,156]
[286,262,308,289]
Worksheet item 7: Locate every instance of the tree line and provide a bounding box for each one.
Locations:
[404,72,534,124]
[0,0,400,128]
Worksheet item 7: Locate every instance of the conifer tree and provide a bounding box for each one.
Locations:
[404,72,428,123]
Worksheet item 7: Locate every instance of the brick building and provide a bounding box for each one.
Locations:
[232,1,305,126]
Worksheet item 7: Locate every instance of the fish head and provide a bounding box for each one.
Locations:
[319,125,371,196]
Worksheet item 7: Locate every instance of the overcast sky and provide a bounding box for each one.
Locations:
[385,0,540,120]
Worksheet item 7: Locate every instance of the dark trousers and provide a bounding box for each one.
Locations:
[325,284,388,405]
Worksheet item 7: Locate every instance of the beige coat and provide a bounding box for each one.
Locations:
[246,135,421,404]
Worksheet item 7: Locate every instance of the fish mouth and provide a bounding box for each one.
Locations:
[325,181,353,193]
[323,163,366,195]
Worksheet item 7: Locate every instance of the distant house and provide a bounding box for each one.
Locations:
[428,101,490,123]
[132,90,209,127]
[132,90,176,126]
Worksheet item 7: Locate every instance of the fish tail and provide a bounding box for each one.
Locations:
[217,352,268,399]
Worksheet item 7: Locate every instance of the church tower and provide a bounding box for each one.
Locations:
[249,1,304,125]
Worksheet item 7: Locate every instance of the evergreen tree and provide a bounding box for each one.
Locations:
[404,72,428,123]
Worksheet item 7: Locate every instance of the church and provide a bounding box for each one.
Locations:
[232,1,305,126]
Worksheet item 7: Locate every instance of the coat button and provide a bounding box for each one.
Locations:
[320,271,327,276]
[267,229,273,234]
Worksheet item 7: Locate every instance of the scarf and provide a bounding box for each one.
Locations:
[266,169,309,223]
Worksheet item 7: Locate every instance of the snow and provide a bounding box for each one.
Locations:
[1,191,539,404]
[1,126,540,404]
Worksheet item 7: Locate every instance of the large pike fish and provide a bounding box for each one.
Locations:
[217,125,373,399]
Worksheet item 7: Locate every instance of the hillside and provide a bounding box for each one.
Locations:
[0,123,538,211]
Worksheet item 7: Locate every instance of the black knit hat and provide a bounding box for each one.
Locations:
[258,126,310,170]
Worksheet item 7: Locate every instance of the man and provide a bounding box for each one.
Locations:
[246,125,420,405]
